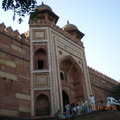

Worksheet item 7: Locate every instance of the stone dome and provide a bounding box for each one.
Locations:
[63,21,78,30]
[36,2,52,11]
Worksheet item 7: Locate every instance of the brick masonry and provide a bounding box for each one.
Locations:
[0,25,31,117]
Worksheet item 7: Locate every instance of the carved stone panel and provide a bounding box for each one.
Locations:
[33,30,46,40]
[34,73,49,87]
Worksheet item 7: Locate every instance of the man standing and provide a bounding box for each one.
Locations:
[65,103,70,118]
[89,94,95,112]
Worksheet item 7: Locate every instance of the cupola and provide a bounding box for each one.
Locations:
[63,21,84,40]
[36,2,52,11]
[29,2,59,24]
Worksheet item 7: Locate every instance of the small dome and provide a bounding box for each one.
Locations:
[36,2,52,11]
[63,21,78,30]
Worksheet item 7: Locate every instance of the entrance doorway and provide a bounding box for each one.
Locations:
[36,94,49,116]
[60,57,84,103]
[62,91,69,112]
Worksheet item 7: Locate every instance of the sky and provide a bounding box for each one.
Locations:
[0,0,120,81]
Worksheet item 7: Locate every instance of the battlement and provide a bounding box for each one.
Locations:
[88,66,119,85]
[0,23,29,44]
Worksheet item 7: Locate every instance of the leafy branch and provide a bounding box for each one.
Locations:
[2,0,37,23]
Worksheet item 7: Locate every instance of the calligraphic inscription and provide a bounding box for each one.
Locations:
[34,74,48,87]
[35,31,44,38]
[33,30,46,40]
[37,76,46,84]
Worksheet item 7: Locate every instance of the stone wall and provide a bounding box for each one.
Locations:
[0,23,31,117]
[88,67,119,104]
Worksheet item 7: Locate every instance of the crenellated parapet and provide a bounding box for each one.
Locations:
[0,23,29,44]
[88,66,119,85]
[29,20,84,47]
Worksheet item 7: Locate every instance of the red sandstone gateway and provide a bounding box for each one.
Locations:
[0,2,119,117]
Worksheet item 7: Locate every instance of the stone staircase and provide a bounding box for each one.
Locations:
[0,110,120,120]
[73,110,120,120]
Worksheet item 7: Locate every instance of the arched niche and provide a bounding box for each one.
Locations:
[35,94,49,116]
[34,48,47,70]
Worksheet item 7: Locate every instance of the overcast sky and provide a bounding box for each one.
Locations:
[0,0,120,81]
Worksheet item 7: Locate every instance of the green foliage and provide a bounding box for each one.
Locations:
[113,84,120,98]
[2,0,37,23]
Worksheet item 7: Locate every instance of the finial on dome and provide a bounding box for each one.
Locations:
[42,1,44,5]
[35,2,53,11]
[67,20,69,25]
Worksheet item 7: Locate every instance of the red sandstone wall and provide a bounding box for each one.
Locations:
[88,67,119,105]
[0,30,31,117]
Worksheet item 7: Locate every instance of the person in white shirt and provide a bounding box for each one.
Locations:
[107,95,116,106]
[106,95,112,110]
[88,94,95,111]
[65,104,70,118]
[72,104,77,116]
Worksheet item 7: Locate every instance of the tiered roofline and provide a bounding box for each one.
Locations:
[88,66,119,85]
[0,21,84,47]
[29,19,84,47]
[0,23,29,44]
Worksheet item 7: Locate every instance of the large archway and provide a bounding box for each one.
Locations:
[60,56,84,104]
[36,94,49,116]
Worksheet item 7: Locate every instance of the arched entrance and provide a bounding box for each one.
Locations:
[36,94,49,116]
[60,56,84,104]
[62,91,69,112]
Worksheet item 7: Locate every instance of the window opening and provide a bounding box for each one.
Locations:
[38,60,44,69]
[60,72,65,80]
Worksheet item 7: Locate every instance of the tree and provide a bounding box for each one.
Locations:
[2,0,37,23]
[113,84,120,98]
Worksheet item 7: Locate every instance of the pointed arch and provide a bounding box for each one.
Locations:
[35,94,49,116]
[60,55,85,104]
[34,48,47,70]
[60,55,82,72]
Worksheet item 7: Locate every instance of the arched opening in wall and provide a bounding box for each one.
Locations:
[36,94,49,116]
[60,57,84,103]
[34,48,46,70]
[62,91,69,112]
[60,71,66,80]
[38,60,44,69]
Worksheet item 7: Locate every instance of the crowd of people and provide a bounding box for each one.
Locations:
[55,94,120,119]
[99,95,120,111]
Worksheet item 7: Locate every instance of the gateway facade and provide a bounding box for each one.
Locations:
[29,3,91,116]
[0,3,119,117]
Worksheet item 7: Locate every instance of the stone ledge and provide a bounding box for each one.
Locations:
[0,110,119,120]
